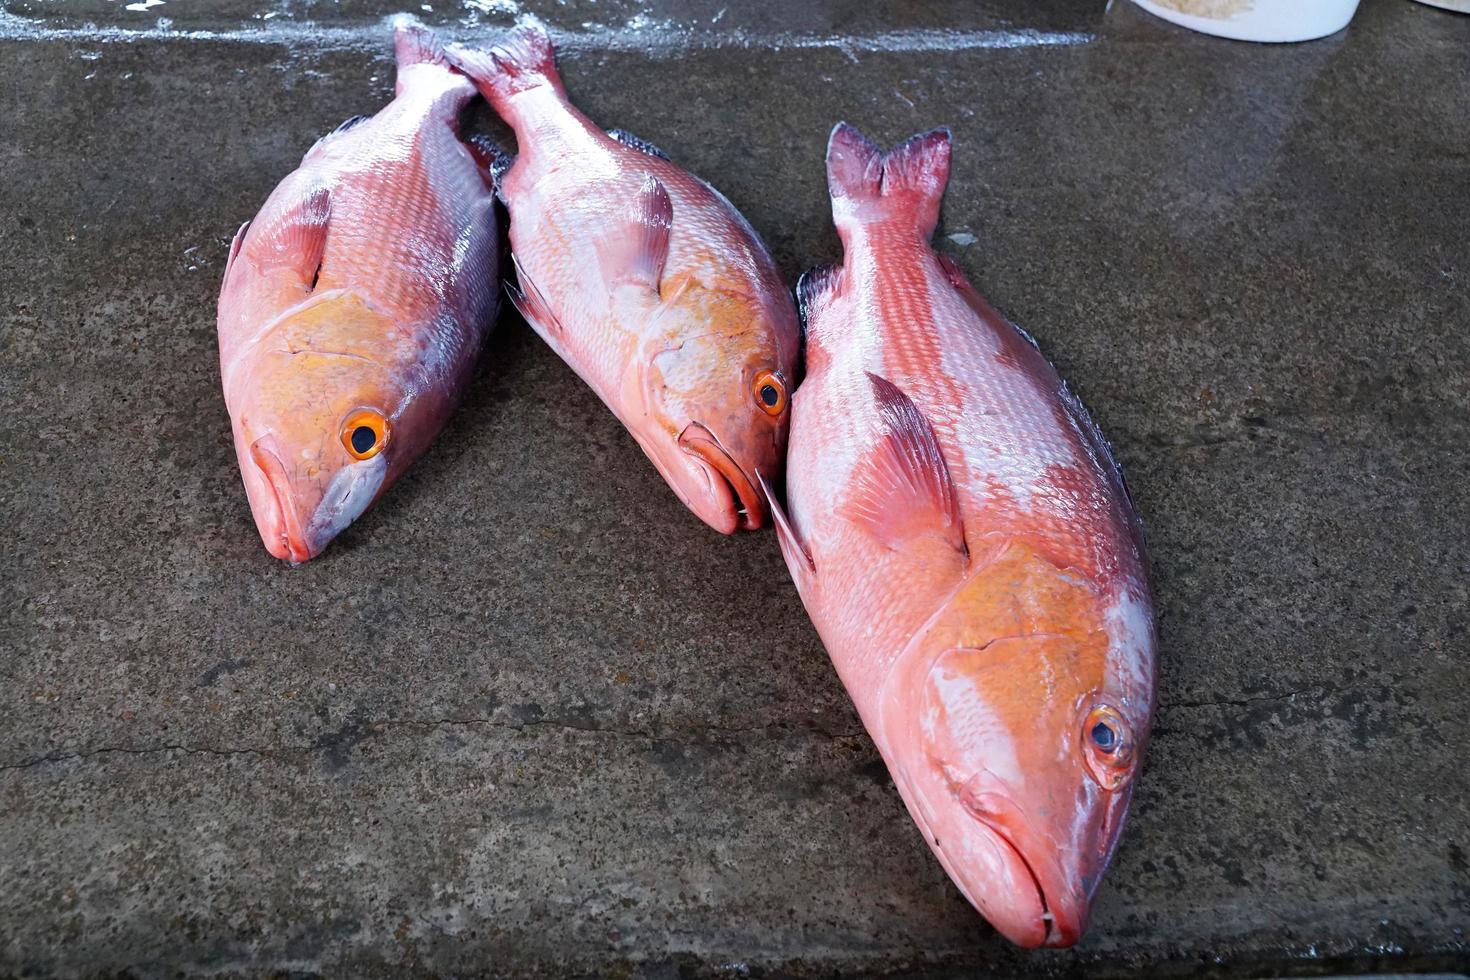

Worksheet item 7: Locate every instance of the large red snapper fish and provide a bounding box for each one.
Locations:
[218,18,499,564]
[765,124,1157,947]
[444,20,801,533]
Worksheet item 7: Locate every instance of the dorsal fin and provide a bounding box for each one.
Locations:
[463,132,502,191]
[330,114,371,136]
[935,253,1140,525]
[304,115,371,159]
[795,263,843,326]
[937,253,1050,354]
[842,372,967,557]
[607,128,671,161]
[935,253,1005,325]
[489,152,515,200]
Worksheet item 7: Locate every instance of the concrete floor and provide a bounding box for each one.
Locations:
[2,0,1468,976]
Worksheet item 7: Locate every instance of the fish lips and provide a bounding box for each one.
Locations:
[955,787,1091,948]
[894,756,1102,948]
[248,438,388,565]
[248,439,312,564]
[676,422,766,534]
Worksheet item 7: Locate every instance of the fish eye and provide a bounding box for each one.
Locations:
[753,370,787,417]
[1081,703,1135,788]
[1090,719,1119,753]
[351,426,375,454]
[341,410,389,460]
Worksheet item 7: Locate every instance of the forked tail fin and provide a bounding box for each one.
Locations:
[392,15,451,95]
[825,122,952,240]
[444,17,565,117]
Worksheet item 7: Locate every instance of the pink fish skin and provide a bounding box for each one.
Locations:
[218,18,499,563]
[444,20,801,534]
[767,124,1157,948]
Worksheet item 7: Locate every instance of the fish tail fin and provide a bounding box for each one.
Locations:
[826,122,952,241]
[393,14,449,68]
[445,16,564,117]
[391,15,454,97]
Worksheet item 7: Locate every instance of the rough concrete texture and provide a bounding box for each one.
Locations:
[1,0,1468,976]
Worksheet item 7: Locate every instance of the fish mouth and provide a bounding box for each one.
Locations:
[961,793,1086,948]
[249,439,313,565]
[677,422,765,533]
[982,822,1072,947]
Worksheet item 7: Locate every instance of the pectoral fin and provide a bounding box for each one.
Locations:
[757,471,816,594]
[247,185,331,290]
[842,372,967,557]
[506,253,564,342]
[600,175,672,296]
[223,220,251,285]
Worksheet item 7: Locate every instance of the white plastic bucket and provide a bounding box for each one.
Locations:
[1128,0,1361,42]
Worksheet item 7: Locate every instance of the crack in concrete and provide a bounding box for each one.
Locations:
[1164,685,1331,711]
[0,742,282,771]
[0,715,869,772]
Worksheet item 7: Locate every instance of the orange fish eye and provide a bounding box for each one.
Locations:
[753,370,787,416]
[1081,703,1135,788]
[341,410,389,460]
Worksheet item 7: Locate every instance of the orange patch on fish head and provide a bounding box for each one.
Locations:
[229,294,407,563]
[878,542,1148,947]
[635,277,797,534]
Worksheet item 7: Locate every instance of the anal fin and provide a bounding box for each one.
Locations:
[842,372,967,558]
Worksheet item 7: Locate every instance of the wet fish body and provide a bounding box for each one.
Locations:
[768,124,1157,947]
[218,18,499,563]
[445,21,801,534]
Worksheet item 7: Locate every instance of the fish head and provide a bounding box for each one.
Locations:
[879,547,1154,947]
[227,293,410,564]
[629,276,797,534]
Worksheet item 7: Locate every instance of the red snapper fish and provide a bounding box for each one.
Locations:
[218,18,499,563]
[444,20,801,533]
[765,124,1157,947]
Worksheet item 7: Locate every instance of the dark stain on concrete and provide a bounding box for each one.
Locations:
[197,657,253,688]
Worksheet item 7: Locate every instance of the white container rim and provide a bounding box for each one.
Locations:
[1128,0,1361,42]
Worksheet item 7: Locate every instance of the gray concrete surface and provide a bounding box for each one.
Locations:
[2,0,1468,976]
